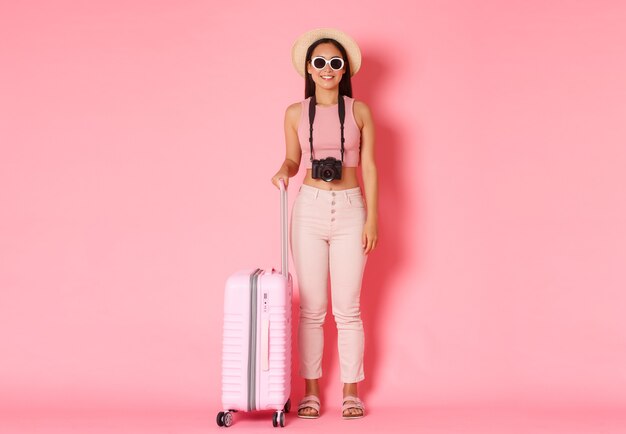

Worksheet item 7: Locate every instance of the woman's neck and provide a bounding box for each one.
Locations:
[314,88,340,106]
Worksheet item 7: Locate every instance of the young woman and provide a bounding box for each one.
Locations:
[271,28,378,420]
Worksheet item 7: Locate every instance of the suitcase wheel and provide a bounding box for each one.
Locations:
[217,411,233,428]
[272,411,285,428]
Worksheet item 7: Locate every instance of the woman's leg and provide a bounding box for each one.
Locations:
[329,190,367,416]
[329,193,367,384]
[290,187,331,416]
[294,231,328,381]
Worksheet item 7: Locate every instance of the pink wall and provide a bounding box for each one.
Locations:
[2,0,626,416]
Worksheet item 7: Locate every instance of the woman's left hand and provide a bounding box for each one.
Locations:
[362,219,378,255]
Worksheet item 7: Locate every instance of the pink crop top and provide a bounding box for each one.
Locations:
[297,96,361,168]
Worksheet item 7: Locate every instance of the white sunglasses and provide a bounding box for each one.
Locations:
[310,56,345,71]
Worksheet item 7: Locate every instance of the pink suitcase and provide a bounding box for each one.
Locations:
[217,180,292,428]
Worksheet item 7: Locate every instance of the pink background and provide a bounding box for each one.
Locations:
[2,1,626,432]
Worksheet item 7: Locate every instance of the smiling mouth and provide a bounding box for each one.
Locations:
[321,75,334,79]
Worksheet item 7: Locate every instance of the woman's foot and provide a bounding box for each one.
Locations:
[297,395,320,418]
[298,379,321,418]
[342,383,364,419]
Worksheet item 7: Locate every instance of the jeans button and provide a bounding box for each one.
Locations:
[331,209,336,214]
[331,192,336,196]
[331,201,336,205]
[331,217,335,222]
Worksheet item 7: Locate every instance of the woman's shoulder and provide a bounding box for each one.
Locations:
[286,100,304,111]
[351,99,371,112]
[285,100,304,126]
[286,100,305,114]
[351,99,372,127]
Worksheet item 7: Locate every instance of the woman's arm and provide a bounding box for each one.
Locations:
[271,103,302,188]
[355,100,379,254]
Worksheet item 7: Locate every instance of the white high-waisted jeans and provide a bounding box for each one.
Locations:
[290,184,367,383]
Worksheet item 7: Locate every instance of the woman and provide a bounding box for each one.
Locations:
[271,28,378,420]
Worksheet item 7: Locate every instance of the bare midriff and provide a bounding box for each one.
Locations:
[302,167,360,191]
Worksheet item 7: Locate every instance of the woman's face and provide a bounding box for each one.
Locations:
[306,42,345,91]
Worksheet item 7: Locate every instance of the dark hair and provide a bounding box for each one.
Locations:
[304,38,353,99]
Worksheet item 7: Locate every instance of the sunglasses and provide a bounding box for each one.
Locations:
[310,56,345,71]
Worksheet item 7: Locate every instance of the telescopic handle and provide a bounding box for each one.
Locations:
[278,179,288,277]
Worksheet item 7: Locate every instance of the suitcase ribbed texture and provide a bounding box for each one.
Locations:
[221,312,245,400]
[266,301,291,402]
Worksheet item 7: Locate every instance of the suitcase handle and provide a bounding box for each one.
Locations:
[261,318,269,371]
[279,179,288,277]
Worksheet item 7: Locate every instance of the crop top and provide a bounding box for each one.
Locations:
[297,96,361,168]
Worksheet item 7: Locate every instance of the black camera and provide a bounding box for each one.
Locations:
[312,157,343,182]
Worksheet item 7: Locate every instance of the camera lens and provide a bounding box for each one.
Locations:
[322,167,335,181]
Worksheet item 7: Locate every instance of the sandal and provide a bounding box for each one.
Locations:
[297,395,321,419]
[342,395,365,419]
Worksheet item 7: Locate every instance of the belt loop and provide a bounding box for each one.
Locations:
[315,188,319,199]
[343,190,348,201]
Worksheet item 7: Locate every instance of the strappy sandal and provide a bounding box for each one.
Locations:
[342,395,365,419]
[297,395,321,419]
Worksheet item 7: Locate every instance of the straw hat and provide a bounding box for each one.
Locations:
[291,28,362,77]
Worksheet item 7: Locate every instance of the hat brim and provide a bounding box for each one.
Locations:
[291,28,361,78]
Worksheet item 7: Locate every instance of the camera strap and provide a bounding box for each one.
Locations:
[308,95,346,162]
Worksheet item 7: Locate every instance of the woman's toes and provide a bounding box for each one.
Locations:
[343,407,363,417]
[299,406,318,417]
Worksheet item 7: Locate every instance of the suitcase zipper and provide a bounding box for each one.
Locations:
[247,269,262,411]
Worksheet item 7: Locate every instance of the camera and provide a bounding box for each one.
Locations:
[312,157,343,182]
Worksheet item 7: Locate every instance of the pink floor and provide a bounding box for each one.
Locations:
[2,405,625,434]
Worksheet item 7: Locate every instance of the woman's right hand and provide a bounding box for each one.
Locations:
[271,171,289,189]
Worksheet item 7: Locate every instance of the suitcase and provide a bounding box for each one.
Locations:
[217,180,292,428]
